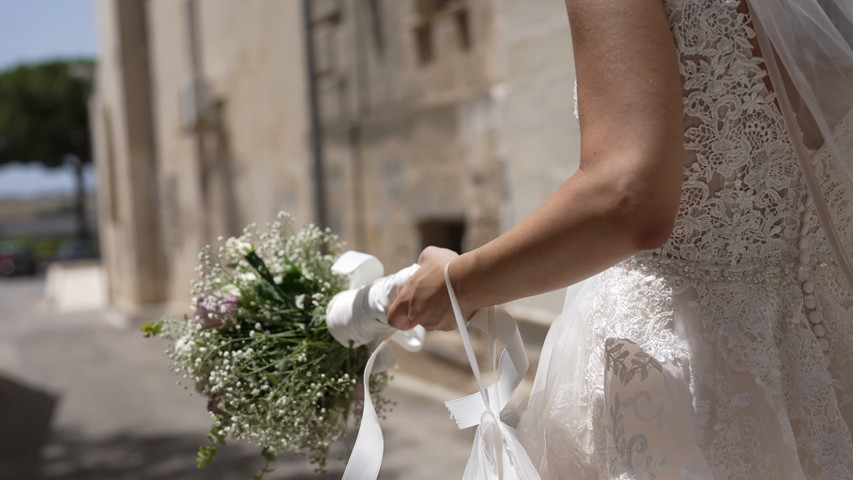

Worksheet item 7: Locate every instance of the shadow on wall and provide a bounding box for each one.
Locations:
[193,99,241,242]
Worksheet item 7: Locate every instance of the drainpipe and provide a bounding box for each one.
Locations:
[184,0,211,241]
[302,0,329,230]
[350,0,370,250]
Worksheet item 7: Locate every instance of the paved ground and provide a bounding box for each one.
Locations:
[0,276,475,479]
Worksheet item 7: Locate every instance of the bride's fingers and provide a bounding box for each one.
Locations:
[387,284,413,330]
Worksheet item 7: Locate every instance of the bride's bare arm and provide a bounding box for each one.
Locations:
[387,0,684,331]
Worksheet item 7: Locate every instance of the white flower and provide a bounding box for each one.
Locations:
[295,294,305,310]
[221,284,240,297]
[174,335,193,356]
[225,237,254,257]
[236,272,258,284]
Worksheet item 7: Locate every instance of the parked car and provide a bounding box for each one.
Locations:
[55,238,99,262]
[0,244,37,276]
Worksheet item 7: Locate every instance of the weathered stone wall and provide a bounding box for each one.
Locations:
[318,0,503,272]
[493,0,580,318]
[192,1,315,228]
[144,0,206,306]
[92,0,163,310]
[145,0,314,305]
[95,0,314,309]
[93,0,580,318]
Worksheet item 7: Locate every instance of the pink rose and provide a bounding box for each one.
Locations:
[194,295,240,329]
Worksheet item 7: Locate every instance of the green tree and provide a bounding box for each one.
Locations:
[0,59,95,239]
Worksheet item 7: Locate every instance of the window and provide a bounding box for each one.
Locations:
[412,0,471,65]
[417,217,466,253]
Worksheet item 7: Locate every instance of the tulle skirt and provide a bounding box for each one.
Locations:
[516,256,853,480]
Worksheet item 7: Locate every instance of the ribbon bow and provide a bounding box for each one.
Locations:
[444,263,541,480]
[327,251,540,479]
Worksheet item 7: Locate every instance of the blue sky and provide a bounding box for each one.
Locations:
[0,0,98,198]
[0,0,97,69]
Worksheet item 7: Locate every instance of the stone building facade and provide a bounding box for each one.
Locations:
[92,0,578,318]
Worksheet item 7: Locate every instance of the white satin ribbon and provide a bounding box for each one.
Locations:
[331,252,539,479]
[444,307,529,429]
[328,251,425,350]
[342,333,393,480]
[328,252,425,480]
[444,263,541,480]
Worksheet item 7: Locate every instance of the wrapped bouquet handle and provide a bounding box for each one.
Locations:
[326,251,426,480]
[326,251,425,351]
[327,252,539,479]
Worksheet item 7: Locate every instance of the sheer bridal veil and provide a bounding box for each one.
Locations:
[747,0,853,290]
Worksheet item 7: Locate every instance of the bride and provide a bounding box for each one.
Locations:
[388,0,853,478]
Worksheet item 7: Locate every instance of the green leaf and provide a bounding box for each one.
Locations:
[196,445,218,469]
[141,322,163,338]
[207,430,226,446]
[244,251,300,305]
[265,372,280,386]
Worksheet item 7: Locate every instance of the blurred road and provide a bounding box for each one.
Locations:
[0,276,474,479]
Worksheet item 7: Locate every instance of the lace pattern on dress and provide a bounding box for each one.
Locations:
[656,0,804,268]
[544,1,853,478]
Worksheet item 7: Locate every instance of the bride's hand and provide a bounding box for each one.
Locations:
[387,246,474,331]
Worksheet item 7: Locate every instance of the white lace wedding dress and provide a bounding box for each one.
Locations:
[515,1,853,478]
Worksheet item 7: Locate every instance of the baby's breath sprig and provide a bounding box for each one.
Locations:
[144,212,391,478]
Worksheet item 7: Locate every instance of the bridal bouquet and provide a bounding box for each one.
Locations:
[142,213,391,478]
